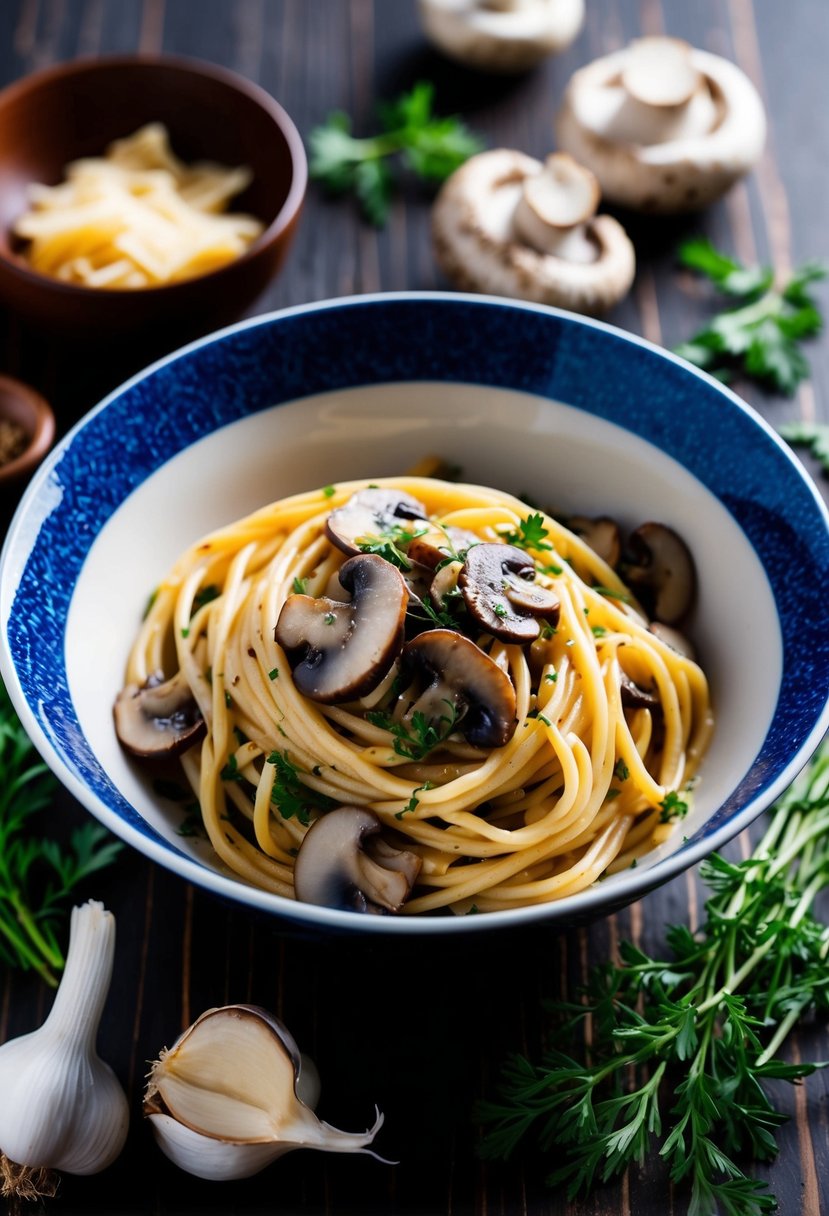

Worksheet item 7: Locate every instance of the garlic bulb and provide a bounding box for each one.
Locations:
[144,1004,386,1180]
[0,901,129,1198]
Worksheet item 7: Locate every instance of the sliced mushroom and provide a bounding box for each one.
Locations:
[325,488,429,559]
[406,524,480,570]
[400,628,517,748]
[567,514,621,567]
[293,807,422,913]
[555,37,766,212]
[623,523,695,625]
[458,542,559,643]
[429,559,465,608]
[619,669,659,710]
[432,149,635,315]
[114,670,205,758]
[274,554,408,703]
[418,0,585,73]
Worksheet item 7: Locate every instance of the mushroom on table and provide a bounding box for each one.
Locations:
[418,0,585,73]
[555,36,766,212]
[432,149,635,314]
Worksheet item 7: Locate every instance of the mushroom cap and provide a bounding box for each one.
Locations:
[432,148,636,315]
[458,542,560,642]
[555,40,766,212]
[114,670,205,758]
[293,807,422,913]
[418,0,585,73]
[567,514,622,567]
[326,487,429,559]
[624,522,696,625]
[274,554,409,703]
[401,628,518,748]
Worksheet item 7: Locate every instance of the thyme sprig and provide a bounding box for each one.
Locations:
[478,739,829,1215]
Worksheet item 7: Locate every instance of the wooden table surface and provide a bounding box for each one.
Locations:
[1,2,828,1214]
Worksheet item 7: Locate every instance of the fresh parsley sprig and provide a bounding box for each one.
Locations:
[367,704,460,762]
[675,238,827,394]
[0,681,122,987]
[778,419,829,476]
[309,81,483,226]
[478,739,829,1216]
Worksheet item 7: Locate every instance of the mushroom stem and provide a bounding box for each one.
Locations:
[513,154,600,263]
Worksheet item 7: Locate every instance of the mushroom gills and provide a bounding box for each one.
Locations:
[274,554,409,703]
[293,807,422,913]
[399,628,518,749]
[113,670,205,758]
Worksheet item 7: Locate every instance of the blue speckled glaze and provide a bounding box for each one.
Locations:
[2,293,828,930]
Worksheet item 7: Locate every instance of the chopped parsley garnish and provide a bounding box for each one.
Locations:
[220,754,243,783]
[494,603,508,618]
[268,667,279,681]
[613,759,630,782]
[504,513,553,552]
[357,523,428,570]
[544,671,558,683]
[324,612,336,625]
[592,585,630,602]
[396,781,433,820]
[176,807,208,839]
[659,790,689,823]
[292,576,308,594]
[367,704,460,761]
[322,484,336,498]
[266,750,335,825]
[591,625,608,638]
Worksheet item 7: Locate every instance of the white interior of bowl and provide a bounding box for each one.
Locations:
[66,381,780,914]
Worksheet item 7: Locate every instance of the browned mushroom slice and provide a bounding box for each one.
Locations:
[274,554,408,703]
[113,670,205,758]
[624,523,696,625]
[619,669,659,710]
[400,628,517,749]
[458,543,560,643]
[325,487,429,558]
[293,807,422,913]
[407,524,480,570]
[568,514,622,566]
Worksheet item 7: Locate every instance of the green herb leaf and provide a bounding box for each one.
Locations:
[504,513,553,552]
[0,681,122,986]
[675,240,827,394]
[778,420,829,475]
[478,738,829,1216]
[266,750,335,826]
[309,82,483,226]
[367,704,460,761]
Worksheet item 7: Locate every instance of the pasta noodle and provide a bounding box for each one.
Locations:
[13,124,263,287]
[119,476,714,915]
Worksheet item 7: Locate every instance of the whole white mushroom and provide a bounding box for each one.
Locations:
[555,37,766,212]
[432,149,635,315]
[418,0,585,73]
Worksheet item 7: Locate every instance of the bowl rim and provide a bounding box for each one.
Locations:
[0,52,308,299]
[3,290,829,935]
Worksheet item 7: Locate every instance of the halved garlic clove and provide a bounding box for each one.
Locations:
[144,1004,386,1180]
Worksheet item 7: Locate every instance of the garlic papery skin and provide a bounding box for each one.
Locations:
[144,1004,386,1181]
[0,901,129,1190]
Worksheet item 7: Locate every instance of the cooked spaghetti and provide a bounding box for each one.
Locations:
[117,475,713,915]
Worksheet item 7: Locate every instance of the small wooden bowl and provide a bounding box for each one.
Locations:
[0,374,55,488]
[0,55,306,344]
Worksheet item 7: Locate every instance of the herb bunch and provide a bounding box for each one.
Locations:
[478,739,829,1216]
[778,419,829,477]
[675,238,826,394]
[0,681,122,987]
[309,81,483,226]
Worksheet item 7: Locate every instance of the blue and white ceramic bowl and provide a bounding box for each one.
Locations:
[2,293,828,934]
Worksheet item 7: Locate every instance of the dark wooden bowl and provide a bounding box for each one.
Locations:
[0,55,306,344]
[0,373,55,490]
